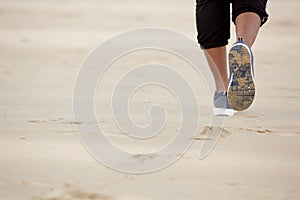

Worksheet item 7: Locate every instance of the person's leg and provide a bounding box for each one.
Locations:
[206,46,235,116]
[196,0,234,115]
[232,0,269,47]
[235,12,261,47]
[196,0,230,92]
[204,47,228,92]
[227,0,269,111]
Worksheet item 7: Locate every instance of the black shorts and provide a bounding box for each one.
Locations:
[196,0,269,49]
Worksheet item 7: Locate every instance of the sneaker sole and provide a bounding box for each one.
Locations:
[213,107,236,117]
[227,43,255,111]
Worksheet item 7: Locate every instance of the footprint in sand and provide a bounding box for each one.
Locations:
[27,118,84,125]
[193,125,231,141]
[32,185,111,200]
[245,128,274,134]
[132,154,158,164]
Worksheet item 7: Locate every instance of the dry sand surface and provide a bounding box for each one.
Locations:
[1,0,300,199]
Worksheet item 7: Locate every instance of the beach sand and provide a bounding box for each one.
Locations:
[0,0,300,199]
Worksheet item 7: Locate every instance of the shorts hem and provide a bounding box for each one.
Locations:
[232,8,269,26]
[200,41,229,50]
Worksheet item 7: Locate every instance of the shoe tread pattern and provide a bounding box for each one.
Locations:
[228,45,255,111]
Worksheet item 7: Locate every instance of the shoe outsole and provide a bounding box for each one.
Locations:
[213,107,235,117]
[227,43,255,111]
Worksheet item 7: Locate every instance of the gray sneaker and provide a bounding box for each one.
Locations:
[213,92,236,116]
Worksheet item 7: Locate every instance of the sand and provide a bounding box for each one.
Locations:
[0,0,300,199]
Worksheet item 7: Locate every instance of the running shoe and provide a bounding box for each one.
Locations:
[213,92,235,116]
[227,38,255,111]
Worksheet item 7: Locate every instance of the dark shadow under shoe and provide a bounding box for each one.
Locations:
[227,39,255,111]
